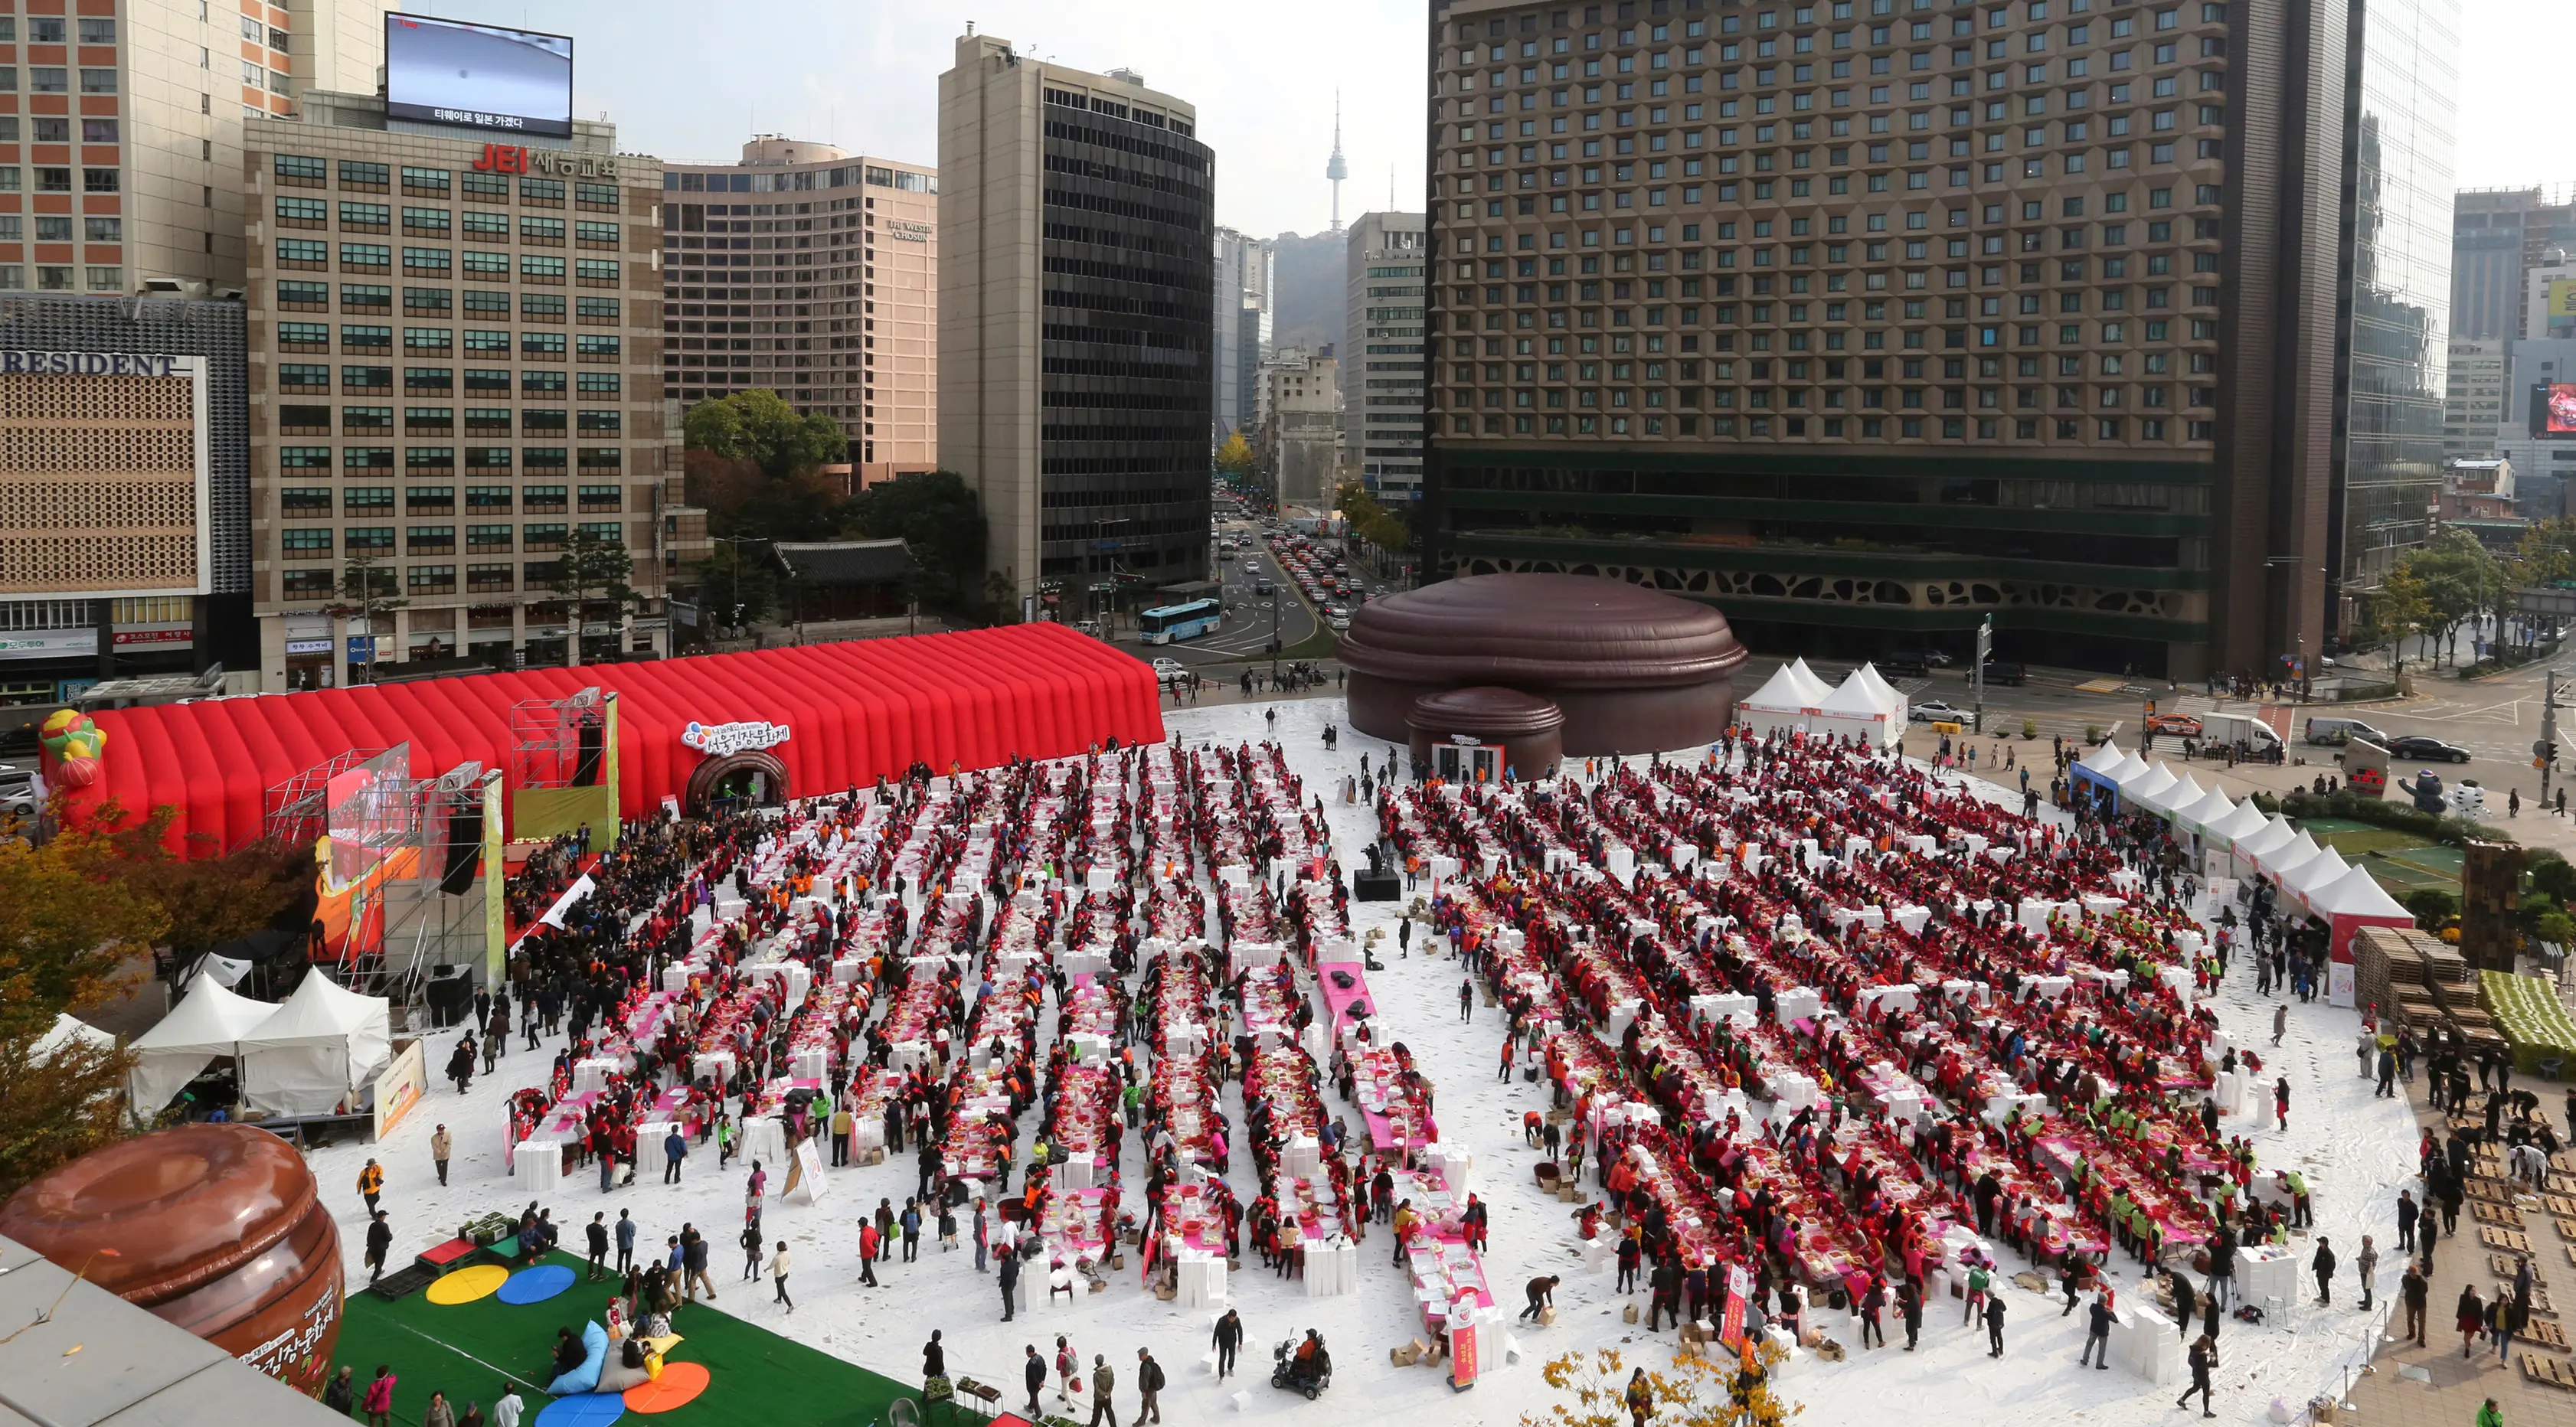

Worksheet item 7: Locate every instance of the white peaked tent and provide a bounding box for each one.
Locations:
[2123,763,2182,814]
[2285,846,2354,907]
[1813,668,1905,749]
[1851,662,1910,725]
[2203,799,2270,854]
[32,1013,115,1063]
[237,970,392,1117]
[2228,815,2298,877]
[2258,830,2326,883]
[2312,864,2416,958]
[2162,778,2214,831]
[126,978,276,1115]
[1739,658,1834,739]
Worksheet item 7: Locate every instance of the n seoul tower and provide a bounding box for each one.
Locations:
[1326,92,1348,233]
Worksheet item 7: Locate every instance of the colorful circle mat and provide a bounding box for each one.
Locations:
[623,1362,710,1414]
[534,1393,625,1427]
[423,1263,509,1305]
[497,1264,577,1305]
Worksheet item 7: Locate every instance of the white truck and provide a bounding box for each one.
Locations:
[2198,710,2283,759]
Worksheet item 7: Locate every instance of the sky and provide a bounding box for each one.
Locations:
[414,0,2557,237]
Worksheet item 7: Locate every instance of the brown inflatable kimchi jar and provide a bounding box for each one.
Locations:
[0,1123,344,1396]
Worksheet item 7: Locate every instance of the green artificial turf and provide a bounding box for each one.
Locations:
[332,1251,975,1427]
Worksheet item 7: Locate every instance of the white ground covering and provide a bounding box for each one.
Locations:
[313,696,2416,1424]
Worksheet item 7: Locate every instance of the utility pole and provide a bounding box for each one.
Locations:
[2542,668,2562,810]
[1973,616,1992,736]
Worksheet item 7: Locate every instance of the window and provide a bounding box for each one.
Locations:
[522,254,567,281]
[279,528,334,557]
[83,168,119,194]
[401,206,450,233]
[404,327,453,353]
[278,279,329,308]
[576,372,621,397]
[406,565,456,593]
[401,166,451,194]
[463,211,508,238]
[340,201,391,227]
[578,485,623,511]
[575,259,620,285]
[519,216,566,242]
[339,160,389,188]
[576,335,620,359]
[341,242,391,270]
[340,324,391,350]
[77,18,116,42]
[461,171,508,200]
[280,488,333,517]
[28,69,66,95]
[275,196,326,225]
[342,365,394,391]
[521,331,567,356]
[463,250,510,276]
[574,297,618,322]
[465,328,510,354]
[468,525,512,550]
[79,70,117,95]
[279,363,330,391]
[576,221,620,247]
[402,247,451,273]
[274,154,326,184]
[520,177,565,204]
[276,322,329,350]
[342,283,393,311]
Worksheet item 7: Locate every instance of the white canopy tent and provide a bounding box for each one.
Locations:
[1850,662,1909,725]
[32,1013,115,1063]
[126,978,276,1116]
[2257,830,2326,884]
[2161,777,2214,830]
[2228,815,2298,877]
[2285,846,2355,908]
[2123,763,2182,815]
[2202,800,2270,854]
[1738,658,1833,739]
[237,970,392,1118]
[1813,667,1905,749]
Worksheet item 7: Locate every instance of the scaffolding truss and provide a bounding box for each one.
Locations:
[511,687,604,791]
[259,747,386,850]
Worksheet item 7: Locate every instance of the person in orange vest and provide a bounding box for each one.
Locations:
[358,1159,384,1214]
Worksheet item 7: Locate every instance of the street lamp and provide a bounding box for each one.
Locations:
[711,535,767,639]
[2265,557,2325,700]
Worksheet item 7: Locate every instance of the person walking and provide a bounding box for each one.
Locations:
[491,1385,522,1427]
[2460,1283,2486,1358]
[1213,1309,1243,1379]
[2355,1235,2378,1311]
[2499,1285,2527,1363]
[2078,1294,2113,1369]
[2397,1190,2418,1252]
[1459,978,1475,1022]
[1025,1345,1048,1418]
[1983,1294,2007,1358]
[1624,1367,1654,1427]
[423,1390,455,1427]
[771,1242,793,1311]
[664,1128,688,1184]
[740,1220,764,1281]
[2176,1334,2217,1418]
[1087,1355,1119,1427]
[2276,1076,2291,1132]
[858,1221,880,1287]
[614,1209,636,1275]
[364,1209,392,1285]
[1055,1337,1080,1407]
[586,1212,610,1280]
[322,1366,355,1416]
[2273,1002,2287,1046]
[361,1365,397,1427]
[1134,1347,1164,1425]
[1898,1277,1924,1351]
[358,1159,384,1215]
[431,1126,453,1187]
[2479,1397,2504,1427]
[2312,1236,2336,1305]
[999,1242,1022,1320]
[2401,1262,2430,1347]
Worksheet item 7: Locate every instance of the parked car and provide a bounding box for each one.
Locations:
[1151,657,1190,687]
[1908,699,1969,724]
[1979,659,2027,687]
[2385,734,2470,764]
[2144,713,2204,738]
[1878,653,1930,678]
[0,763,34,821]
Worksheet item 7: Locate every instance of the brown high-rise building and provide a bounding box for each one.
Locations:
[1420,0,2455,679]
[659,139,937,482]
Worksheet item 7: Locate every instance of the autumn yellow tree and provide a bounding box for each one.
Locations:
[1527,1341,1800,1427]
[1215,430,1254,474]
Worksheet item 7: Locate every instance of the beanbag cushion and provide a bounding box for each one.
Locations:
[548,1321,610,1396]
[595,1357,652,1394]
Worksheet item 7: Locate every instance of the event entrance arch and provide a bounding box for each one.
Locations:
[683,750,789,815]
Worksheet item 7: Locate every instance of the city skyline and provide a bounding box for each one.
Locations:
[415,0,2553,239]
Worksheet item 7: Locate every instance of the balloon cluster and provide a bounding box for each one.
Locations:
[40,708,106,788]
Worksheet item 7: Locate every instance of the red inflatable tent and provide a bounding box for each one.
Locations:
[61,623,1165,854]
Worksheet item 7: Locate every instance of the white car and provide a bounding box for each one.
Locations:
[1326,607,1352,631]
[1907,700,1969,724]
[1151,658,1188,684]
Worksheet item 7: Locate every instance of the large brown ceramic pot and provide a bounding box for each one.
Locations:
[1343,573,1748,755]
[0,1123,345,1397]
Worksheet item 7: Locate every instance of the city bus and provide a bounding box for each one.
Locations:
[1138,598,1222,645]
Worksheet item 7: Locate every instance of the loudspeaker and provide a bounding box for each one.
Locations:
[1354,869,1401,903]
[573,717,603,786]
[440,802,481,896]
[424,971,473,1028]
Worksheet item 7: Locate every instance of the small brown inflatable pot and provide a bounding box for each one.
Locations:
[0,1123,345,1397]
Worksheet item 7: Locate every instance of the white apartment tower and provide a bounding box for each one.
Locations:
[0,0,398,298]
[1343,210,1425,500]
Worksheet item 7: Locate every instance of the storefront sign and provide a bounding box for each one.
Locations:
[1448,733,1483,746]
[681,720,789,756]
[0,351,183,377]
[884,219,933,243]
[473,143,619,180]
[0,629,98,659]
[284,638,333,655]
[113,629,192,647]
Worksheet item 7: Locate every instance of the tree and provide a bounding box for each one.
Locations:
[848,469,989,615]
[2404,531,2500,668]
[547,528,642,668]
[1335,482,1414,560]
[1215,430,1253,475]
[62,801,309,961]
[2365,563,2430,683]
[324,548,407,684]
[694,540,779,634]
[1528,1344,1799,1427]
[682,390,847,479]
[0,811,169,1193]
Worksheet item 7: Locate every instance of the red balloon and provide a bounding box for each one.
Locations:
[56,756,98,788]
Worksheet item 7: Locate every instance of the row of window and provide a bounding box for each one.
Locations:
[272,155,619,209]
[275,325,623,357]
[1445,382,2209,411]
[0,263,119,291]
[277,529,620,557]
[273,199,620,243]
[0,116,119,145]
[274,554,625,594]
[275,364,627,397]
[270,241,623,282]
[273,407,623,435]
[0,165,117,194]
[0,67,118,95]
[1451,1,2208,50]
[271,449,623,470]
[0,15,119,41]
[275,487,616,514]
[1452,412,2209,440]
[273,282,619,319]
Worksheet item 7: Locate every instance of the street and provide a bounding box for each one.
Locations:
[1141,514,1326,666]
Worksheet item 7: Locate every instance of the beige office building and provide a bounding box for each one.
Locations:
[660,137,936,482]
[938,35,1215,609]
[0,0,397,298]
[241,90,676,689]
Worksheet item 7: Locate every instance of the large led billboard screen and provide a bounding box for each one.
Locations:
[384,13,573,139]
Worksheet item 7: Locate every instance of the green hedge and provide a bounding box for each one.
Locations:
[2264,791,2513,847]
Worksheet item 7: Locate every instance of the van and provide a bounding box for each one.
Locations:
[1878,652,1929,678]
[1979,659,2027,687]
[2304,716,2386,746]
